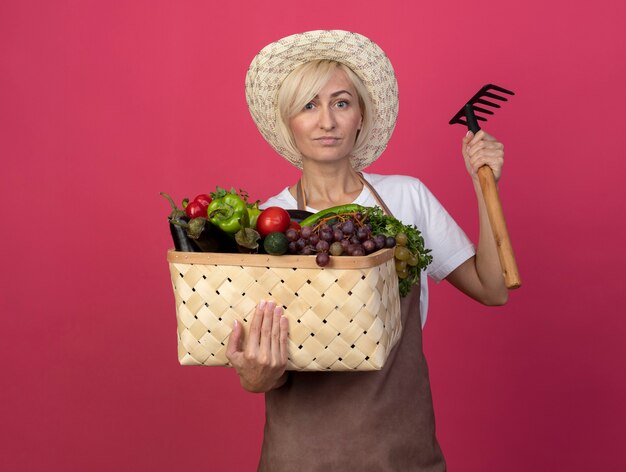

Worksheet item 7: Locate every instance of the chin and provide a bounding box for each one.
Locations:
[303,153,352,167]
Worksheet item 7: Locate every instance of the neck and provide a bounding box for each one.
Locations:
[298,162,363,210]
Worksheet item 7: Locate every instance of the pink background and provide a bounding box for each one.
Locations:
[1,0,625,470]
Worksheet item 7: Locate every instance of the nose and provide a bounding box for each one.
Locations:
[318,105,336,130]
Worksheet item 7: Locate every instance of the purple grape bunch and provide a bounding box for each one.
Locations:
[286,216,396,267]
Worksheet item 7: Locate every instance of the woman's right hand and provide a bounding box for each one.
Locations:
[226,300,290,393]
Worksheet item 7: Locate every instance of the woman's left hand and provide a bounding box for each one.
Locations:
[462,130,504,182]
[226,300,289,393]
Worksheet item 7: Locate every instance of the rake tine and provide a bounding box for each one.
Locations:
[449,84,514,127]
[486,84,515,96]
[476,98,501,108]
[451,116,463,123]
[472,106,495,115]
[483,91,509,101]
[450,112,489,125]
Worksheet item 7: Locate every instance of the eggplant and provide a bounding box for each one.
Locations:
[287,209,314,223]
[169,217,236,253]
[195,221,237,253]
[169,218,200,252]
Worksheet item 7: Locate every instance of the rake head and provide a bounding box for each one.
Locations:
[449,84,514,133]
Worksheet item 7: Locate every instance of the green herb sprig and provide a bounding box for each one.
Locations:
[365,206,433,297]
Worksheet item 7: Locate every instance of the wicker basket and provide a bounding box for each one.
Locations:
[167,248,401,371]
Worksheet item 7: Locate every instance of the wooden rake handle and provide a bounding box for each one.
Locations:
[477,165,521,289]
[463,103,521,289]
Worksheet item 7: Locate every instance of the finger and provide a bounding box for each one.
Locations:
[470,149,504,166]
[468,141,503,159]
[470,156,504,179]
[469,129,500,147]
[247,300,267,348]
[462,130,474,146]
[472,140,503,150]
[468,129,486,146]
[259,300,276,355]
[279,315,289,364]
[226,319,243,360]
[470,151,503,165]
[469,150,504,164]
[462,132,473,160]
[270,305,283,365]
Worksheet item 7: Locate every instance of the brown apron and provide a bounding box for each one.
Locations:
[258,175,446,471]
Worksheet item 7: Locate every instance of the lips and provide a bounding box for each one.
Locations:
[315,136,341,145]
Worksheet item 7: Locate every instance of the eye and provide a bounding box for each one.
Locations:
[336,100,349,108]
[303,102,316,110]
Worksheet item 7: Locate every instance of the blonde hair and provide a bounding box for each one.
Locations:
[276,60,374,163]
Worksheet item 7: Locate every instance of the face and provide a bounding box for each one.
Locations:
[289,69,363,167]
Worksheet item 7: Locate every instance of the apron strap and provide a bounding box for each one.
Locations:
[296,173,394,218]
[356,172,394,218]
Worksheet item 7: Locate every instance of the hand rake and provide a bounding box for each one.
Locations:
[449,84,521,289]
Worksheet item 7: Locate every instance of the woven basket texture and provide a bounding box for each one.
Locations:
[168,248,402,371]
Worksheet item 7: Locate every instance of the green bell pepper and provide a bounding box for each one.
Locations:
[247,202,262,229]
[207,192,249,234]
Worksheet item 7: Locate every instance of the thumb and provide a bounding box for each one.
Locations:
[226,319,244,359]
[462,130,473,159]
[463,130,474,145]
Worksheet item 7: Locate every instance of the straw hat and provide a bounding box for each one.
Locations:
[245,30,399,171]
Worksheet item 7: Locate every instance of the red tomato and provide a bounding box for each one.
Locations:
[193,194,212,208]
[185,200,207,219]
[288,220,301,231]
[257,207,290,237]
[185,194,212,219]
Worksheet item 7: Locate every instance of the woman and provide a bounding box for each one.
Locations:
[227,30,508,471]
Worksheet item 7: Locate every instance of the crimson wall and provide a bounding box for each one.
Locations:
[1,1,625,470]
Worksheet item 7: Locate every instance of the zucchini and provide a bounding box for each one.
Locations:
[299,204,366,227]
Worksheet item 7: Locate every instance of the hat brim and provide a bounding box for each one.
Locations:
[245,30,399,171]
